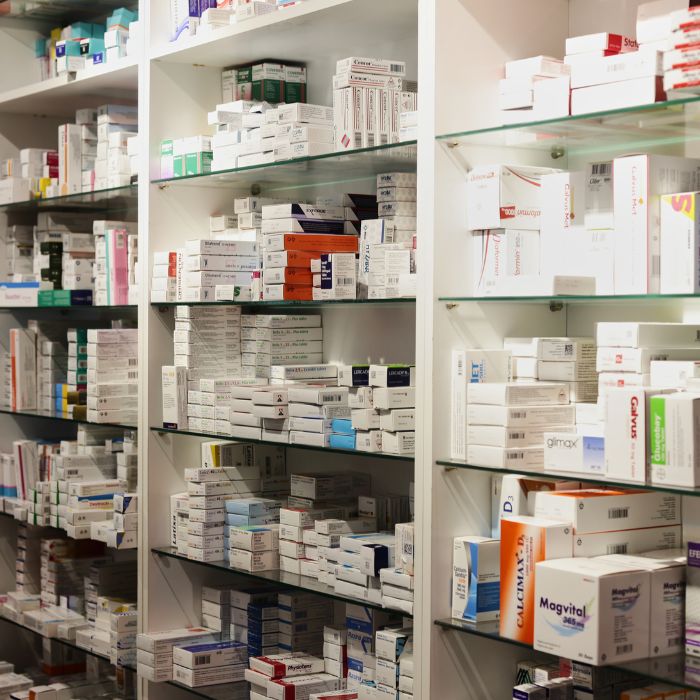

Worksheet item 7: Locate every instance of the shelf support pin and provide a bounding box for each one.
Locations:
[447,141,460,149]
[445,302,459,310]
[550,146,566,159]
[549,301,564,312]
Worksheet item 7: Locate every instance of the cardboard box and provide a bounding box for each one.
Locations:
[543,432,605,476]
[571,76,665,117]
[534,558,650,663]
[466,445,544,470]
[596,322,700,348]
[471,229,505,295]
[613,154,700,294]
[650,393,700,486]
[451,536,500,622]
[500,515,572,644]
[466,165,559,231]
[467,403,575,428]
[605,387,674,483]
[660,191,700,293]
[533,489,680,533]
[573,524,681,557]
[467,382,569,406]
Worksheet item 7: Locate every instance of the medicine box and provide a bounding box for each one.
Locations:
[500,515,572,644]
[451,535,500,622]
[534,558,650,664]
[660,192,700,293]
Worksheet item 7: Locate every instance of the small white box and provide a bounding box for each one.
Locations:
[162,366,187,430]
[534,558,650,664]
[650,360,700,387]
[451,536,500,622]
[466,164,559,231]
[596,322,700,348]
[573,524,681,557]
[467,382,569,406]
[543,432,605,476]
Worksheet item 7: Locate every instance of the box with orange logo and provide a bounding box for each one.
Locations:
[660,191,700,294]
[499,515,572,644]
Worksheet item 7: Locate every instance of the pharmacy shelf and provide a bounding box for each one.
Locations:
[0,407,137,432]
[151,427,412,462]
[434,618,697,693]
[0,58,138,118]
[0,613,136,670]
[150,0,417,67]
[0,184,137,214]
[439,293,700,305]
[152,142,416,192]
[0,0,135,27]
[436,459,700,497]
[436,96,700,156]
[152,298,415,308]
[153,546,412,615]
[164,678,246,700]
[0,305,137,313]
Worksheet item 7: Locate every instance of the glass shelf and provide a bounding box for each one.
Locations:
[434,619,699,693]
[0,407,137,431]
[153,298,415,308]
[0,305,137,312]
[153,546,411,615]
[0,184,137,214]
[439,293,700,305]
[164,678,248,700]
[152,142,417,192]
[152,426,412,462]
[0,613,136,671]
[437,458,700,498]
[436,96,700,156]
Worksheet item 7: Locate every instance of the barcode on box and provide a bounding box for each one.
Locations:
[606,544,627,554]
[195,655,211,665]
[390,63,403,72]
[592,162,612,175]
[616,644,633,654]
[511,411,526,419]
[508,432,525,440]
[337,277,354,286]
[608,507,629,519]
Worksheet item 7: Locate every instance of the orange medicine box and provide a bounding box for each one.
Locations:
[499,515,572,645]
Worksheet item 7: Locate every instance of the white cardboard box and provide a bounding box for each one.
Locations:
[573,524,681,557]
[534,558,650,663]
[613,154,700,294]
[466,164,559,231]
[543,432,605,476]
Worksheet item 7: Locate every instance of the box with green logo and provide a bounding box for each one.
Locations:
[650,393,700,487]
[285,64,307,104]
[185,151,213,176]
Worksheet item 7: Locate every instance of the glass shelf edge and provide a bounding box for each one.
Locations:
[436,459,700,498]
[435,95,700,142]
[438,294,700,303]
[151,427,412,461]
[151,298,415,308]
[0,408,137,431]
[151,141,417,187]
[152,546,412,616]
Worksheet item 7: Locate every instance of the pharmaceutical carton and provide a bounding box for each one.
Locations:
[468,403,575,428]
[466,164,559,231]
[451,349,512,459]
[572,75,665,116]
[597,322,700,348]
[469,425,558,448]
[451,535,500,622]
[649,393,700,486]
[500,515,572,644]
[570,50,662,89]
[573,524,681,557]
[491,475,578,538]
[687,541,700,656]
[650,360,700,387]
[613,154,700,294]
[596,346,700,373]
[533,489,680,533]
[466,445,544,470]
[543,432,605,476]
[605,387,674,483]
[467,382,569,406]
[505,56,569,79]
[660,192,700,293]
[534,558,650,663]
[471,229,504,295]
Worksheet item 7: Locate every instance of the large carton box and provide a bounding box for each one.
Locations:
[533,489,681,533]
[500,515,572,644]
[613,154,700,294]
[660,191,700,293]
[534,558,651,663]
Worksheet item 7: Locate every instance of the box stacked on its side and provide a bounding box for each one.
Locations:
[93,219,138,306]
[227,584,281,658]
[278,592,332,656]
[151,249,177,303]
[95,104,137,190]
[274,102,333,162]
[380,522,414,615]
[359,173,416,299]
[86,327,138,424]
[227,497,284,571]
[136,627,215,683]
[322,625,348,685]
[246,652,339,700]
[288,385,348,448]
[662,7,700,94]
[173,636,248,688]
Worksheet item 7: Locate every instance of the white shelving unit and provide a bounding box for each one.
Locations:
[3,0,700,698]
